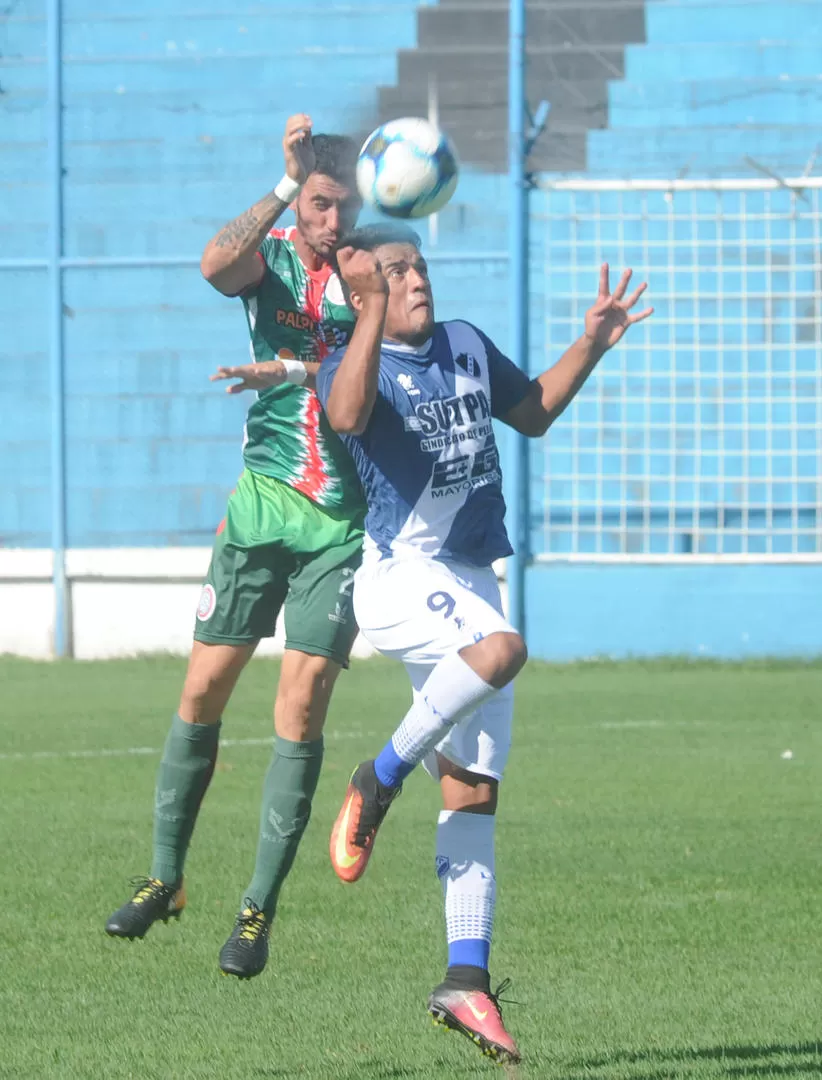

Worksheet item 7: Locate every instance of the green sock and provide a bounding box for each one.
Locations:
[243,735,324,920]
[150,713,221,885]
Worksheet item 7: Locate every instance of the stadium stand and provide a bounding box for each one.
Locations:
[1,0,820,553]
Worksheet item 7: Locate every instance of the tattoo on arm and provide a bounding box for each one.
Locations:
[212,193,290,252]
[213,209,260,249]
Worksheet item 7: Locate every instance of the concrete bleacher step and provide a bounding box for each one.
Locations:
[646,0,822,44]
[381,77,608,131]
[625,42,822,81]
[396,44,627,84]
[0,94,372,141]
[1,9,420,56]
[4,135,388,185]
[416,2,645,47]
[609,79,822,128]
[0,53,399,92]
[383,0,646,172]
[587,125,822,175]
[7,0,414,13]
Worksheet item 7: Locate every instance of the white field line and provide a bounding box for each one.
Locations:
[0,731,376,763]
[598,719,705,729]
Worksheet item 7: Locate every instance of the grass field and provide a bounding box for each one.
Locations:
[1,655,821,1080]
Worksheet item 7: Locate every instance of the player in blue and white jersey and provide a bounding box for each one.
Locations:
[316,223,652,1065]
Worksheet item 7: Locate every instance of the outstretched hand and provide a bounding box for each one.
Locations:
[584,264,653,351]
[210,361,287,394]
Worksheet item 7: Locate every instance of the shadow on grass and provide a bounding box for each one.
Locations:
[250,1057,486,1079]
[569,1042,822,1079]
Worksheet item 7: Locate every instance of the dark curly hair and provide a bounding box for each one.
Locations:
[337,223,422,252]
[311,134,359,184]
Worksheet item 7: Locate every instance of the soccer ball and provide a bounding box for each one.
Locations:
[356,117,459,219]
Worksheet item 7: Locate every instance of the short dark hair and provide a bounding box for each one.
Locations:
[338,223,422,252]
[311,134,359,184]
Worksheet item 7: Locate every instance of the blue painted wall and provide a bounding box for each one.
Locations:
[591,0,822,177]
[525,563,822,660]
[0,0,429,546]
[0,0,819,658]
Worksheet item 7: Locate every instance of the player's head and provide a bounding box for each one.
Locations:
[339,223,434,347]
[294,134,362,260]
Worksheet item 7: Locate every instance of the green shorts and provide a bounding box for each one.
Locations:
[194,469,365,667]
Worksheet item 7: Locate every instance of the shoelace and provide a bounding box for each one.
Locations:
[490,978,523,1012]
[353,781,401,848]
[236,904,268,943]
[128,876,168,905]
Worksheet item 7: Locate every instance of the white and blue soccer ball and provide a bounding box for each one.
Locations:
[356,117,459,219]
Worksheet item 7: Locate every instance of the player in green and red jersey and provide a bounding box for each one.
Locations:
[105,115,365,979]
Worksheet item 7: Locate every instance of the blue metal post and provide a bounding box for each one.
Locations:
[47,0,70,657]
[508,0,529,636]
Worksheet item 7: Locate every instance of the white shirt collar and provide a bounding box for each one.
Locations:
[383,337,433,356]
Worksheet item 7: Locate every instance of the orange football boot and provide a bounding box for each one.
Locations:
[329,760,400,883]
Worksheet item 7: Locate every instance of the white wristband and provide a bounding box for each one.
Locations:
[274,174,302,204]
[281,358,307,385]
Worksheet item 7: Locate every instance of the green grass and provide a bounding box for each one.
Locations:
[1,656,821,1079]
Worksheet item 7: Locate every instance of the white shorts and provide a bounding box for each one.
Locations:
[353,552,516,782]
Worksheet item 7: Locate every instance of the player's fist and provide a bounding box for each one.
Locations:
[283,113,315,185]
[336,247,389,299]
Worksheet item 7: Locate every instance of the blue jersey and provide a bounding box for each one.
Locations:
[316,320,531,567]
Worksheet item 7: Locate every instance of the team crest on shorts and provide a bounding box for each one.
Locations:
[196,584,216,621]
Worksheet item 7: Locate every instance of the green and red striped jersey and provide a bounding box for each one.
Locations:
[240,226,364,514]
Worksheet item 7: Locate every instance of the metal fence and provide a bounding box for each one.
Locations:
[532,177,822,560]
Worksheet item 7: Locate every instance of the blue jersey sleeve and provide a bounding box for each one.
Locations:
[316,347,399,420]
[315,347,343,411]
[473,326,532,419]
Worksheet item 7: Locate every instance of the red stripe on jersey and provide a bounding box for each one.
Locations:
[269,226,297,241]
[292,391,327,502]
[291,267,334,502]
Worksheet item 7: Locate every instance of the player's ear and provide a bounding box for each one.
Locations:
[348,289,364,315]
[341,278,362,315]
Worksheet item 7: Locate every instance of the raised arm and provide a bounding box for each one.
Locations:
[503,264,653,437]
[200,114,315,296]
[323,247,389,435]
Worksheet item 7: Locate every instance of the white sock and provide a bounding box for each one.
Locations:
[392,652,496,767]
[436,810,496,969]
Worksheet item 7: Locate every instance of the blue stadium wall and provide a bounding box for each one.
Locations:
[1,0,820,658]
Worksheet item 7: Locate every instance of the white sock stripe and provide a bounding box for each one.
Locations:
[445,890,496,944]
[436,809,497,948]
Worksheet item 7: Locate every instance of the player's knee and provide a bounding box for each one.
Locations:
[502,631,528,673]
[466,630,527,688]
[179,644,249,724]
[179,670,228,724]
